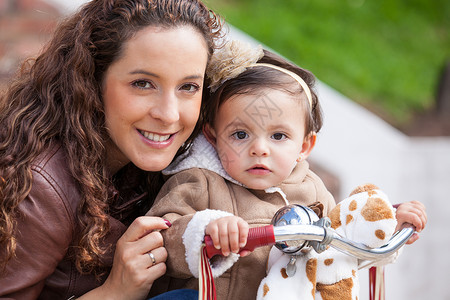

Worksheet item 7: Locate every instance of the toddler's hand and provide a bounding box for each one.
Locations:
[205,216,249,257]
[394,200,427,244]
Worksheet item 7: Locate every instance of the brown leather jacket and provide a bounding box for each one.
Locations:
[0,144,150,299]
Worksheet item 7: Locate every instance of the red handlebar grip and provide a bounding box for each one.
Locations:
[204,225,275,258]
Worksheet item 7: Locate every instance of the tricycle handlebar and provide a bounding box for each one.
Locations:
[204,223,415,261]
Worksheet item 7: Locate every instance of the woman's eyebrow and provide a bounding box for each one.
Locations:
[129,70,203,81]
[184,74,204,80]
[129,69,159,77]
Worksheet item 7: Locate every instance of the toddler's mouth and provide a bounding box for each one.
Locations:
[250,164,268,170]
[247,164,271,174]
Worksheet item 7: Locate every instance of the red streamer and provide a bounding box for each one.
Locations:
[199,245,216,300]
[369,266,385,300]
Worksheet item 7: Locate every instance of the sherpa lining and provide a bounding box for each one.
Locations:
[182,209,240,278]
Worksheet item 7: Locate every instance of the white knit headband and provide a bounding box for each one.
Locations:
[248,63,313,109]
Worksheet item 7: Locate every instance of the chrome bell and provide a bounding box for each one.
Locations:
[271,204,319,254]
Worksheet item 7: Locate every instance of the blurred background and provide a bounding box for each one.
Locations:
[1,0,449,299]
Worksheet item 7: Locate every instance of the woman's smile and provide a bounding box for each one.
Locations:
[137,129,177,149]
[138,129,173,142]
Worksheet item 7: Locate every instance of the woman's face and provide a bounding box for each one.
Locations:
[102,26,208,173]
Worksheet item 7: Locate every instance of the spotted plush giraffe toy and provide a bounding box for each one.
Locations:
[257,184,398,300]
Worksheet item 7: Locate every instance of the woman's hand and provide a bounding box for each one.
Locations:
[394,201,427,245]
[205,216,249,257]
[79,216,170,300]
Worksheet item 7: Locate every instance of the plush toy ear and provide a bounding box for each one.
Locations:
[308,201,324,218]
[349,183,379,197]
[202,124,217,149]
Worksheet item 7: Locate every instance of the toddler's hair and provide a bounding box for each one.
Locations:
[203,50,323,136]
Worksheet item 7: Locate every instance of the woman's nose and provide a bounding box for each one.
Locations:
[250,138,269,157]
[149,92,180,124]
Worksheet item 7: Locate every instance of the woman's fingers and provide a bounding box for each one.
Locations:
[115,217,168,268]
[121,216,169,242]
[145,246,168,267]
[141,247,167,282]
[136,230,164,254]
[100,217,171,299]
[143,259,167,283]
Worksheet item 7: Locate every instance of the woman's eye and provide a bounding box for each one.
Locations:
[180,83,200,92]
[272,133,286,140]
[231,131,248,140]
[132,80,154,89]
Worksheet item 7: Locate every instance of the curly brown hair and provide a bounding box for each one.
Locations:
[0,0,222,273]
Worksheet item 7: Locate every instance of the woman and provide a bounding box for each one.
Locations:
[0,0,222,299]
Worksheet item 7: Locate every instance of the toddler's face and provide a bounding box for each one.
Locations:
[210,88,313,190]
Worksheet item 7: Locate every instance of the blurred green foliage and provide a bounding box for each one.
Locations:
[206,0,450,126]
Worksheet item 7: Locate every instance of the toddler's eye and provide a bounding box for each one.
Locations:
[231,131,248,140]
[272,133,286,140]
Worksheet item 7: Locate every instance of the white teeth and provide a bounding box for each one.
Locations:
[141,131,170,142]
